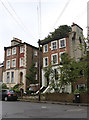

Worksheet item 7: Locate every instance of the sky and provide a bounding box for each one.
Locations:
[0,0,89,63]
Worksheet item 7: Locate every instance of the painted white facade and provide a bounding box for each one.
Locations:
[42,65,71,93]
[3,68,26,91]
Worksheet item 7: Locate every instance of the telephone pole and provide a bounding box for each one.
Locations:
[38,39,41,101]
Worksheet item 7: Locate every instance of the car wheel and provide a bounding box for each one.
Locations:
[4,97,8,101]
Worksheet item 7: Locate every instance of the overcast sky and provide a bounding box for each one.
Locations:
[0,0,88,63]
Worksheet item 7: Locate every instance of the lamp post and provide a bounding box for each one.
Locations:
[38,39,41,101]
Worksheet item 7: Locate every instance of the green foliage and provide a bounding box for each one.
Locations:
[1,83,8,89]
[26,62,37,84]
[41,25,72,43]
[13,84,19,89]
[14,89,20,93]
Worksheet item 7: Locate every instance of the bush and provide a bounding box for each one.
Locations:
[26,90,34,95]
[2,83,8,89]
[13,89,20,93]
[13,84,19,89]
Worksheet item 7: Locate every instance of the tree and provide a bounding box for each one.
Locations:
[44,65,53,86]
[41,25,72,44]
[26,62,37,84]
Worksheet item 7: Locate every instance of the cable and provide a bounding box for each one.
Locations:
[52,0,71,29]
[5,0,35,40]
[38,0,41,39]
[0,0,36,40]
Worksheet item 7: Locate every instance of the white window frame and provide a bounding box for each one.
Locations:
[43,57,48,67]
[12,47,16,55]
[6,60,10,69]
[20,57,24,67]
[43,44,48,53]
[35,74,37,80]
[6,72,10,83]
[51,53,58,65]
[11,71,14,83]
[7,49,11,56]
[51,40,57,50]
[59,51,66,62]
[59,38,66,48]
[35,62,37,67]
[34,50,37,56]
[20,46,24,53]
[12,59,16,68]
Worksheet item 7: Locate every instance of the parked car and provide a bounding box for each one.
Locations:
[0,89,18,101]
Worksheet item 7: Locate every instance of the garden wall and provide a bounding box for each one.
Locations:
[44,93,89,103]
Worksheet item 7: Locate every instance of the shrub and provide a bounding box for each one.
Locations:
[2,83,8,89]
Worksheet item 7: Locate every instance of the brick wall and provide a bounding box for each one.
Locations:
[44,93,89,103]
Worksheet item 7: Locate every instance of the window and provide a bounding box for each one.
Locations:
[11,72,14,83]
[6,72,10,83]
[34,50,37,56]
[51,53,58,64]
[35,62,37,67]
[12,47,16,55]
[76,84,86,90]
[6,60,10,69]
[7,49,11,56]
[12,59,16,68]
[20,57,24,67]
[59,38,66,48]
[43,44,48,53]
[35,74,37,80]
[59,52,66,63]
[43,57,48,67]
[51,41,57,50]
[20,46,24,53]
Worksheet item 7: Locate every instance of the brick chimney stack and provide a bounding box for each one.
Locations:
[11,37,22,46]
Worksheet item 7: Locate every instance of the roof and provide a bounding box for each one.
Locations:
[4,42,39,50]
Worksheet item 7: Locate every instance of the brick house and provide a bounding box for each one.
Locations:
[0,62,4,83]
[40,23,85,93]
[3,37,42,92]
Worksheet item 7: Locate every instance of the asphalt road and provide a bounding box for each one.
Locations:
[1,101,87,118]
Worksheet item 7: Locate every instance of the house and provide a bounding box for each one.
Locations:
[0,62,4,84]
[3,37,42,92]
[40,23,85,93]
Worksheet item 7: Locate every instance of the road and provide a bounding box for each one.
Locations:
[1,101,87,118]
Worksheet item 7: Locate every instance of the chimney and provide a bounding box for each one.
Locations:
[11,37,22,46]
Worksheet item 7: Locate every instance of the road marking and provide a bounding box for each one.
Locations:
[41,106,47,109]
[67,109,84,112]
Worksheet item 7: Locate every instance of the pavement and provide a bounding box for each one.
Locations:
[18,98,89,106]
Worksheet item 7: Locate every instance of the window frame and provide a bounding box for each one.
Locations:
[51,53,58,65]
[59,38,66,48]
[20,57,24,67]
[59,51,66,62]
[20,46,24,53]
[11,72,14,83]
[6,72,10,83]
[51,40,57,50]
[34,50,37,56]
[6,60,10,69]
[12,59,16,68]
[12,47,16,55]
[7,49,11,56]
[43,57,48,67]
[43,44,48,53]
